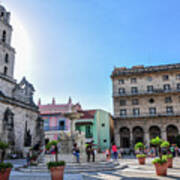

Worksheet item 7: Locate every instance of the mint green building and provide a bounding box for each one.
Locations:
[74,109,114,151]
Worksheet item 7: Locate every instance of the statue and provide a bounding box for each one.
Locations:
[12,77,35,105]
[3,108,15,146]
[24,121,32,147]
[3,108,14,131]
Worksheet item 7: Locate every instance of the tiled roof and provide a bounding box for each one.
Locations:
[78,110,97,119]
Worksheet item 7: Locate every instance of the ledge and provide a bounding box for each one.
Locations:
[0,94,39,112]
[113,89,180,97]
[114,113,180,120]
[111,63,180,78]
[0,40,15,53]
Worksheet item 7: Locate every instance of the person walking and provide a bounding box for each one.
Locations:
[106,149,110,161]
[91,146,96,162]
[170,145,175,157]
[86,144,91,162]
[26,152,31,166]
[72,143,80,163]
[112,143,118,160]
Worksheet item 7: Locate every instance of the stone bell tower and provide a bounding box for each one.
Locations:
[0,4,44,155]
[0,5,16,96]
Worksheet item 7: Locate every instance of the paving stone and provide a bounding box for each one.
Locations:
[10,171,83,180]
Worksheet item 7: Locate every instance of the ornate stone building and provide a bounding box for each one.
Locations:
[111,64,180,148]
[0,5,43,154]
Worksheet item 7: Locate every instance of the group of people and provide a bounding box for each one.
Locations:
[70,142,180,163]
[72,141,96,163]
[105,143,119,161]
[72,142,119,163]
[135,145,180,157]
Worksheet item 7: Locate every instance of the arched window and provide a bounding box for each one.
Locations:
[149,126,161,139]
[166,125,179,144]
[133,126,144,145]
[120,127,130,148]
[3,66,8,75]
[2,30,6,43]
[1,12,4,17]
[5,53,9,63]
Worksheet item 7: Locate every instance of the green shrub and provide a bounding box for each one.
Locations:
[168,154,173,159]
[47,161,66,169]
[163,154,173,159]
[152,157,167,165]
[136,154,146,158]
[46,140,58,150]
[135,142,144,150]
[150,137,163,146]
[0,141,8,150]
[160,141,170,148]
[0,162,13,171]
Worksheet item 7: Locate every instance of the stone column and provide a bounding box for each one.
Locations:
[130,130,133,148]
[161,129,167,141]
[144,131,149,146]
[114,128,120,147]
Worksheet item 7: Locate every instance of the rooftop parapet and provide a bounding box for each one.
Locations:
[111,63,180,78]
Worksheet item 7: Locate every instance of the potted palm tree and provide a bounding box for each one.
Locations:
[46,140,66,180]
[161,141,173,168]
[0,141,13,180]
[151,137,168,176]
[135,142,146,165]
[166,154,173,168]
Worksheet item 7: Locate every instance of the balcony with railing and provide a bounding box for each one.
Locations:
[44,126,66,131]
[113,88,180,97]
[114,111,180,119]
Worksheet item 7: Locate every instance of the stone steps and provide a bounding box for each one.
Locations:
[16,162,128,173]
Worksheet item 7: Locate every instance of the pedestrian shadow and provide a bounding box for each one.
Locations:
[166,175,180,179]
[170,167,180,170]
[103,172,158,180]
[83,172,158,180]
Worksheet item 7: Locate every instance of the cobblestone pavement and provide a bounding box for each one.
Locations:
[83,157,180,180]
[9,157,180,180]
[8,159,83,180]
[10,171,83,180]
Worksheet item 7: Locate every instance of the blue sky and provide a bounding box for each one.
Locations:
[4,0,180,113]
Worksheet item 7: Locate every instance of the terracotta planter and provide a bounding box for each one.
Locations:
[50,166,65,180]
[0,168,12,180]
[154,163,168,176]
[138,157,146,165]
[167,158,173,168]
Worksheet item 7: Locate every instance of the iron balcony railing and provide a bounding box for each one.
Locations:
[44,126,66,131]
[114,112,180,119]
[113,88,180,97]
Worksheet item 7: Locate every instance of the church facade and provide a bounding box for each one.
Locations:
[0,5,43,154]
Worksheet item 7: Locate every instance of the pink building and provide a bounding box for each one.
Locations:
[38,97,81,141]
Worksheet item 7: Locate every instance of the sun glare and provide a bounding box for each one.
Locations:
[11,13,32,81]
